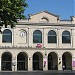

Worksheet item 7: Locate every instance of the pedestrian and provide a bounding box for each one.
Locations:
[63,65,65,71]
[44,61,46,68]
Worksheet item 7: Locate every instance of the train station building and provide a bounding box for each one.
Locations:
[0,11,75,71]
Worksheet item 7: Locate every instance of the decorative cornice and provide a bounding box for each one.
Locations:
[16,22,75,27]
[0,46,75,50]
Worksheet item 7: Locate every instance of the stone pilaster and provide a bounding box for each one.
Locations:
[58,57,62,70]
[28,57,32,71]
[12,56,17,71]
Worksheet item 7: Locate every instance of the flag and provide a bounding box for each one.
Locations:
[36,44,42,48]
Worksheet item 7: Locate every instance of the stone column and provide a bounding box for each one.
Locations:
[57,29,59,47]
[72,29,75,48]
[58,57,62,70]
[28,57,32,71]
[12,56,17,71]
[43,29,47,48]
[28,28,33,47]
[58,29,62,48]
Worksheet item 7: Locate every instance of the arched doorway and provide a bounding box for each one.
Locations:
[48,52,58,70]
[1,52,12,71]
[33,52,43,70]
[62,52,72,70]
[17,52,28,70]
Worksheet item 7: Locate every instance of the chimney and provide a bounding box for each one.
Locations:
[71,16,75,24]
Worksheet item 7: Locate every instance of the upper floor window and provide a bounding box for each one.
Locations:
[62,31,71,43]
[2,29,12,43]
[33,30,42,43]
[48,30,57,43]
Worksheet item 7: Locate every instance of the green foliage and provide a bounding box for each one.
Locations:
[0,0,28,28]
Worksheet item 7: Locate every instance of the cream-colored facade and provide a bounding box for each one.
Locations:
[0,11,75,71]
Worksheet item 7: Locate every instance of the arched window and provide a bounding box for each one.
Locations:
[41,17,49,22]
[48,30,57,43]
[2,29,12,43]
[62,31,71,43]
[33,30,42,43]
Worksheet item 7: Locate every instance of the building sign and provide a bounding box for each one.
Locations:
[73,61,75,67]
[36,44,42,48]
[44,58,47,68]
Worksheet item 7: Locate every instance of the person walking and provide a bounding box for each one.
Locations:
[63,65,65,71]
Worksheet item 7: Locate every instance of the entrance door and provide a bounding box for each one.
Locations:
[17,62,25,70]
[48,54,53,70]
[33,53,39,70]
[2,52,12,71]
[17,52,28,70]
[33,52,43,70]
[62,52,72,70]
[48,52,58,70]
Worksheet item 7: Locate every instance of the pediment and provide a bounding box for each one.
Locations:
[29,11,59,23]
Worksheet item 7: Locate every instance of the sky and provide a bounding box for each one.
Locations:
[24,0,75,20]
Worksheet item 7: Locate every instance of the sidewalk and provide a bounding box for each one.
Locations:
[0,70,75,73]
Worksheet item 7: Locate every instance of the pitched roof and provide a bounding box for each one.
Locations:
[29,11,59,18]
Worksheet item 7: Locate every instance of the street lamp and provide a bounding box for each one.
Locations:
[45,50,47,56]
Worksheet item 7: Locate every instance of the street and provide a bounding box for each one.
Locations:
[0,71,75,75]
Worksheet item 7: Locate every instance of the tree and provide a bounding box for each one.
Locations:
[0,0,28,28]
